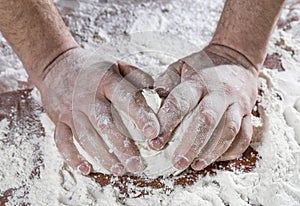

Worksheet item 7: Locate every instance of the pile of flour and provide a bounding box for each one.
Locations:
[1,0,300,205]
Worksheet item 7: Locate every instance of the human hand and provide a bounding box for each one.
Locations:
[38,48,160,175]
[150,45,258,171]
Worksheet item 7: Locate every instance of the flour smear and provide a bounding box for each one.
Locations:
[1,0,300,205]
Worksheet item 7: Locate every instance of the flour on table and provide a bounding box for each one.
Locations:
[1,0,300,205]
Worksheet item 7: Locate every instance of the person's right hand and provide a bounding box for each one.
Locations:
[38,48,160,175]
[150,45,258,171]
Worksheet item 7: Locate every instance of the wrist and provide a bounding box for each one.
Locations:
[32,45,82,92]
[204,43,258,74]
[28,41,80,90]
[210,0,285,70]
[209,37,265,71]
[0,0,81,89]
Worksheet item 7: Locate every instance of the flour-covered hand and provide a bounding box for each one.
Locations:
[151,45,258,171]
[39,48,159,175]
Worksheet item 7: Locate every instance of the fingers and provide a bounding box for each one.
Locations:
[218,115,253,161]
[149,81,202,150]
[88,97,144,173]
[117,62,154,89]
[154,50,216,97]
[191,104,242,170]
[101,68,160,140]
[172,95,227,170]
[72,111,126,176]
[154,61,182,97]
[54,122,92,175]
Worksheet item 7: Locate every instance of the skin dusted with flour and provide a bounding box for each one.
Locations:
[0,0,286,177]
[0,0,161,175]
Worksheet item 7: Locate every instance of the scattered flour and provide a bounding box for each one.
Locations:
[1,0,300,205]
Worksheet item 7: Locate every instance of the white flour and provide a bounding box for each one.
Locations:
[1,0,300,205]
[114,89,184,178]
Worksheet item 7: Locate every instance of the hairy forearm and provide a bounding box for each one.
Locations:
[0,0,79,86]
[210,0,285,70]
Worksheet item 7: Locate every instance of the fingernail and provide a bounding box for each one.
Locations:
[191,160,206,171]
[143,123,157,139]
[126,156,145,173]
[173,156,190,170]
[111,163,125,176]
[78,162,92,175]
[149,138,164,150]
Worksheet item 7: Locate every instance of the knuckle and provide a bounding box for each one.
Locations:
[161,99,184,120]
[218,135,233,148]
[223,82,234,95]
[201,109,217,125]
[172,94,190,114]
[227,120,239,135]
[155,71,181,90]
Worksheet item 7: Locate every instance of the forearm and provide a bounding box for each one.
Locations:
[210,0,285,70]
[0,0,79,87]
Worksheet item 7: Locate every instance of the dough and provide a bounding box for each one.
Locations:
[74,89,187,178]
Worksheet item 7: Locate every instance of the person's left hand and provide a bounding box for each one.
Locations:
[38,48,160,175]
[149,45,258,171]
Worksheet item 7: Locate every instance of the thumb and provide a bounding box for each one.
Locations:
[154,61,182,98]
[117,62,154,89]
